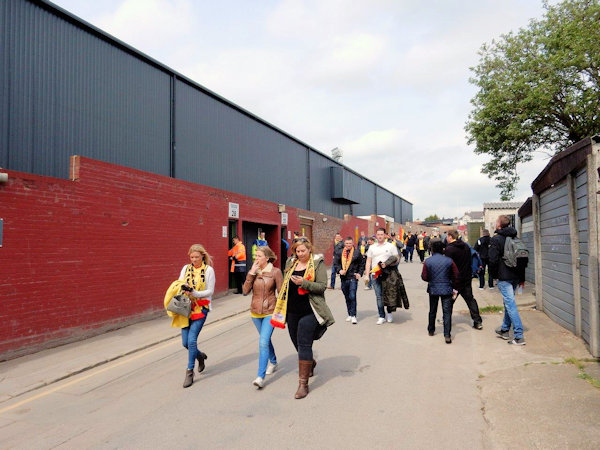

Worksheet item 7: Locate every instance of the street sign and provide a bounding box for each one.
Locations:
[228,202,239,218]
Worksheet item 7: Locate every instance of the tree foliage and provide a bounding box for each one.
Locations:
[466,0,600,199]
[424,214,440,221]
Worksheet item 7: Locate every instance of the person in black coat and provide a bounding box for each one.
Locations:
[335,237,366,324]
[444,229,483,330]
[474,229,493,290]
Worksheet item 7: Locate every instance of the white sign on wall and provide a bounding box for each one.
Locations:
[288,230,292,239]
[222,226,228,238]
[281,212,288,225]
[228,202,239,218]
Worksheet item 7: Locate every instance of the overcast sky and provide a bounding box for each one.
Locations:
[52,0,553,220]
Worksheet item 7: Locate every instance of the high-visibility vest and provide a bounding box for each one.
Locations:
[228,242,247,272]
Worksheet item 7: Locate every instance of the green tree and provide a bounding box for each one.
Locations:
[424,214,440,221]
[466,0,600,199]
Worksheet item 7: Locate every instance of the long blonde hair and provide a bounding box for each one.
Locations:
[188,244,213,267]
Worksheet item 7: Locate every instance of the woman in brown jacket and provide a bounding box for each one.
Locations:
[243,246,283,389]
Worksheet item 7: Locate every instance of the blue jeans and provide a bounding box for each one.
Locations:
[341,278,358,317]
[405,246,414,261]
[330,265,339,288]
[251,316,277,378]
[181,313,208,370]
[497,281,524,339]
[372,277,392,318]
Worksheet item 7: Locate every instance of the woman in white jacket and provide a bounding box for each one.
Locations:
[179,244,216,388]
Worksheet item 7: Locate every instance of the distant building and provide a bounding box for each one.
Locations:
[483,202,524,231]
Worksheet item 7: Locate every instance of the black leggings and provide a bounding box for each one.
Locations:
[287,312,319,361]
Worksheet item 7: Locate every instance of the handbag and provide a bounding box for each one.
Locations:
[167,293,192,317]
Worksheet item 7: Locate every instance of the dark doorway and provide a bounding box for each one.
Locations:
[242,222,279,271]
[281,227,289,270]
[228,220,238,289]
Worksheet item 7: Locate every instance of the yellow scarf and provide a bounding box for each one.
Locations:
[270,256,315,329]
[163,264,209,328]
[341,247,354,272]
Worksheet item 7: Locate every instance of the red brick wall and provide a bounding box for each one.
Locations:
[0,157,301,359]
[295,209,371,265]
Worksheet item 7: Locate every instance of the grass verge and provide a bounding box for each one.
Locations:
[479,305,503,314]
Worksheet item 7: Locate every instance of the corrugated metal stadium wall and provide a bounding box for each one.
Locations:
[1,0,412,220]
[308,151,351,217]
[539,180,576,332]
[175,79,309,210]
[0,0,172,178]
[575,167,591,345]
[521,215,535,284]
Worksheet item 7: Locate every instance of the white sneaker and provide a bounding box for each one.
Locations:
[345,316,352,322]
[364,287,372,290]
[253,377,264,389]
[386,313,393,323]
[376,317,386,325]
[351,316,357,324]
[265,362,278,375]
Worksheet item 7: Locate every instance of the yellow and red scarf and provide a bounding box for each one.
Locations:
[270,256,315,329]
[184,264,210,320]
[341,247,354,272]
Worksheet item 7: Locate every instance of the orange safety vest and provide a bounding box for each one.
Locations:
[228,242,247,272]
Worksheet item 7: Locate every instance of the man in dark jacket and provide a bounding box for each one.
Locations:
[405,232,417,262]
[329,232,344,289]
[444,229,483,329]
[474,229,493,290]
[489,215,526,345]
[422,240,459,343]
[335,237,366,324]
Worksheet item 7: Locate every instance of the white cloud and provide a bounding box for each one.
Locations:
[96,0,194,54]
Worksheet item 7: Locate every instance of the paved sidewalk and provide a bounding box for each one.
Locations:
[0,292,250,403]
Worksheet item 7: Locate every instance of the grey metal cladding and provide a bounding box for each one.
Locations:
[394,197,403,224]
[175,80,308,209]
[375,186,394,218]
[1,0,171,177]
[308,151,350,217]
[2,0,413,221]
[402,201,412,224]
[351,179,377,217]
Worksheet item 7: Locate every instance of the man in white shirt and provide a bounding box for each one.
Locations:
[364,228,400,324]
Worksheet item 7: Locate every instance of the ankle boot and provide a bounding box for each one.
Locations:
[295,360,313,399]
[309,359,317,377]
[197,352,207,374]
[183,369,194,388]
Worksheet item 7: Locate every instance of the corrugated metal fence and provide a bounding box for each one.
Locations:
[520,136,600,357]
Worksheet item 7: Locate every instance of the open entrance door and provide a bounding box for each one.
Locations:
[242,222,278,271]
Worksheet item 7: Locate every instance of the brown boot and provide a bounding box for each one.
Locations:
[183,369,194,388]
[309,359,317,377]
[295,360,313,399]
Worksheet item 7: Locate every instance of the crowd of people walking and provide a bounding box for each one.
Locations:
[164,214,527,395]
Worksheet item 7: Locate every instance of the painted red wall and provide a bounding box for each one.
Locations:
[0,157,303,359]
[0,156,389,359]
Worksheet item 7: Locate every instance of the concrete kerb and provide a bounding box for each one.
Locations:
[0,293,250,403]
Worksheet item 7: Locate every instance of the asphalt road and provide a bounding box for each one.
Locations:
[1,261,598,449]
